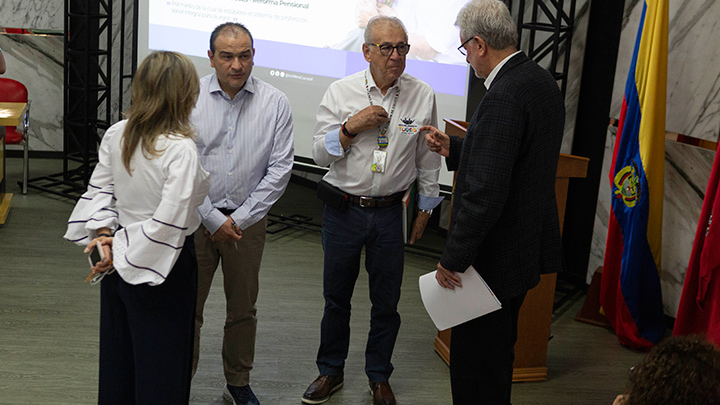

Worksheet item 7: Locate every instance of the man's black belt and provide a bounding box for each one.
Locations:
[316,180,406,211]
[346,190,406,208]
[218,208,235,215]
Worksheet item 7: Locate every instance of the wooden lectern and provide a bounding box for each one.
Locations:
[433,119,589,382]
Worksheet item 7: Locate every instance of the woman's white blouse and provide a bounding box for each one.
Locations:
[64,120,210,286]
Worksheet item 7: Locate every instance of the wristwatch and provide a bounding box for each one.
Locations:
[419,208,433,215]
[341,122,356,138]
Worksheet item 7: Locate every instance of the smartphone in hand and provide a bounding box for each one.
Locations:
[88,240,105,268]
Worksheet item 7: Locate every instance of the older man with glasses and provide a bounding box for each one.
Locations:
[422,1,566,403]
[301,15,442,405]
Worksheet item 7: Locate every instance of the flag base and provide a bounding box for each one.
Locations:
[575,266,612,329]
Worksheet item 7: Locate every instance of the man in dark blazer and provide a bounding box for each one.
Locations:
[420,0,565,403]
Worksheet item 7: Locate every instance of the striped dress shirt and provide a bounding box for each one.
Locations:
[192,73,295,233]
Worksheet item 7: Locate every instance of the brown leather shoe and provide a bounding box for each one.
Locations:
[369,381,396,405]
[301,373,344,404]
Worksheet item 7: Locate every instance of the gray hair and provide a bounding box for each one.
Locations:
[364,16,408,44]
[455,0,518,50]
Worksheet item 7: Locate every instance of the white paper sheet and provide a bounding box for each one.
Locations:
[419,266,502,331]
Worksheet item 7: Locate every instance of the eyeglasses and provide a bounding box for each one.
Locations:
[370,43,411,56]
[458,37,474,56]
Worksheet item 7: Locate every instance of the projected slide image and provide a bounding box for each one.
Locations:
[148,0,470,96]
[151,0,346,51]
[333,0,469,65]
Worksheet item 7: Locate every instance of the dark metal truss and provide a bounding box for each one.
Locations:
[25,0,112,199]
[26,0,136,199]
[513,0,577,98]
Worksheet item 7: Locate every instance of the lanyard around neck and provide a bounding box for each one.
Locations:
[365,70,399,149]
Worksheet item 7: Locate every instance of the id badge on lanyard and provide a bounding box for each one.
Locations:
[371,149,387,173]
[365,71,398,175]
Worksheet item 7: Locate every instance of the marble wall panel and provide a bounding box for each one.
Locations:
[561,0,590,155]
[1,0,134,153]
[660,141,711,315]
[1,0,64,153]
[610,0,720,140]
[587,127,615,281]
[0,33,63,152]
[0,0,63,31]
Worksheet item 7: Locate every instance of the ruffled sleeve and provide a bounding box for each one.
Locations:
[110,138,209,285]
[63,123,121,245]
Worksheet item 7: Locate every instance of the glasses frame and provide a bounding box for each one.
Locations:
[457,37,474,56]
[370,42,411,57]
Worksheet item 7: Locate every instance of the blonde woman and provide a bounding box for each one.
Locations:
[64,51,209,404]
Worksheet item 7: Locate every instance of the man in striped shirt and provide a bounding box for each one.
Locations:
[190,22,295,405]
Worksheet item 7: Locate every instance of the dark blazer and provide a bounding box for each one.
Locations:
[441,52,565,301]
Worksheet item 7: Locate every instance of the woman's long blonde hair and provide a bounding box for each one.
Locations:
[122,51,199,173]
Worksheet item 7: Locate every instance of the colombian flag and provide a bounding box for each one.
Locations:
[600,0,668,350]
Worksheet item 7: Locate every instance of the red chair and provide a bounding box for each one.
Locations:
[0,78,30,194]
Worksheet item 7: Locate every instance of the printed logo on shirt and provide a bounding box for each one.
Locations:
[398,118,418,135]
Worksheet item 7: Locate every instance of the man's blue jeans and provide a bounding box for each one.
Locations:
[316,202,404,382]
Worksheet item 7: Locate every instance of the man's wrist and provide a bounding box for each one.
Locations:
[204,209,228,235]
[419,208,433,215]
[341,122,356,138]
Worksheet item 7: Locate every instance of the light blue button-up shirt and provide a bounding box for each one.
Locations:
[191,73,294,234]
